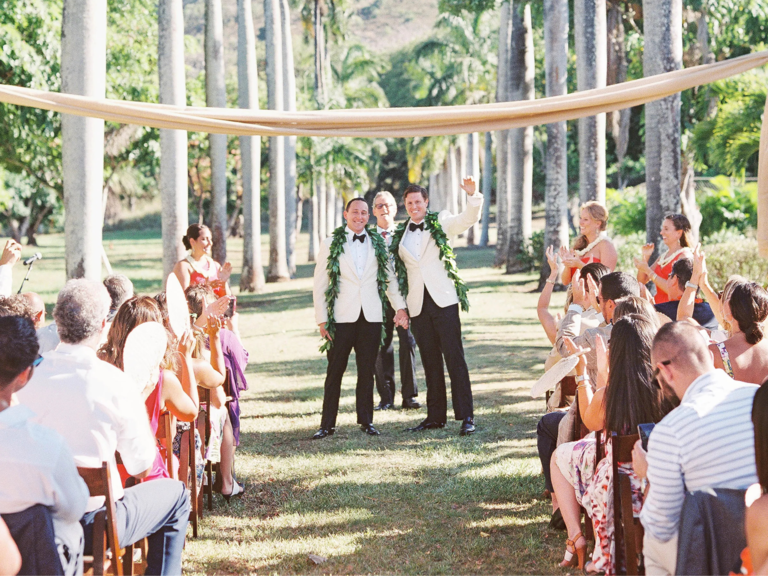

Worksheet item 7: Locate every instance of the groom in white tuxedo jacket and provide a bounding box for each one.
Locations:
[395,177,482,435]
[312,198,408,439]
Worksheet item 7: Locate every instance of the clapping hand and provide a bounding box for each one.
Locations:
[206,295,230,319]
[562,336,591,375]
[634,256,653,275]
[691,243,707,285]
[545,246,559,280]
[205,315,223,338]
[459,176,476,196]
[220,262,233,283]
[394,309,409,330]
[641,242,655,263]
[0,239,21,267]
[177,329,196,360]
[586,273,601,312]
[571,270,588,308]
[595,334,609,387]
[559,246,582,270]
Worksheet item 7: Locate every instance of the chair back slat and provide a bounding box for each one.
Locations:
[77,463,124,576]
[158,411,175,481]
[611,432,641,576]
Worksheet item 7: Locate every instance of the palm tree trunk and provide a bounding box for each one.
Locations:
[643,0,682,252]
[280,0,298,277]
[607,0,630,190]
[308,191,319,260]
[237,0,265,292]
[158,0,188,281]
[495,0,512,266]
[317,175,327,239]
[61,0,106,280]
[479,132,492,246]
[205,0,228,265]
[466,132,480,245]
[540,0,570,289]
[265,0,290,281]
[507,2,534,273]
[326,182,336,233]
[448,145,459,219]
[574,0,607,203]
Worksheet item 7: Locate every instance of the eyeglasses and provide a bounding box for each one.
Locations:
[374,203,394,210]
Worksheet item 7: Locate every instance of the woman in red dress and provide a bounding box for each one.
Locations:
[173,224,232,298]
[560,201,618,285]
[635,213,693,304]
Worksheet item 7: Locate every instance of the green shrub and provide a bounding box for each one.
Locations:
[697,176,757,238]
[700,236,768,290]
[613,232,646,275]
[514,229,546,272]
[606,186,646,237]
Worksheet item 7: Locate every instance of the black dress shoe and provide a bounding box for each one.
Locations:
[459,417,476,436]
[374,402,394,411]
[311,428,335,440]
[361,423,380,436]
[407,418,445,432]
[402,397,421,409]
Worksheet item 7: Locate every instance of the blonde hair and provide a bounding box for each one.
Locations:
[573,201,609,251]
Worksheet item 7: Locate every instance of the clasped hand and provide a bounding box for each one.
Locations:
[319,309,410,342]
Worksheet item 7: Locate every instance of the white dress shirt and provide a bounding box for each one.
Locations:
[401,220,425,259]
[345,226,369,278]
[640,369,758,542]
[0,263,12,296]
[37,323,61,354]
[377,225,395,247]
[16,343,156,511]
[0,404,89,575]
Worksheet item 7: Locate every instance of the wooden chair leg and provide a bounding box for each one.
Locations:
[93,511,106,576]
[621,475,639,575]
[122,544,134,576]
[188,428,199,538]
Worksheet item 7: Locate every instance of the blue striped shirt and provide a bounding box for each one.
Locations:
[640,369,758,542]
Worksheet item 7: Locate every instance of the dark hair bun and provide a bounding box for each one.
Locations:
[747,322,765,345]
[182,235,191,250]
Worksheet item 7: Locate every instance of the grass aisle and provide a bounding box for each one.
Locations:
[13,232,568,574]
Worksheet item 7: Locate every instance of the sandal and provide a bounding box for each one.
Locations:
[222,481,245,503]
[559,531,586,570]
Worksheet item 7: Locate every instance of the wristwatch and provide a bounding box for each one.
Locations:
[685,281,698,290]
[575,374,589,383]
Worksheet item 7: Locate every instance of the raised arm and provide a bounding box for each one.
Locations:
[537,246,561,345]
[439,176,483,237]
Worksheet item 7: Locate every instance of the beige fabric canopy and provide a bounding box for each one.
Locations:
[0,49,767,252]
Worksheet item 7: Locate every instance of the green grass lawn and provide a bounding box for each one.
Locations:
[10,230,573,575]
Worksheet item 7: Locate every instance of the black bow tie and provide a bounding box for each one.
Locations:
[409,222,424,232]
[353,234,366,243]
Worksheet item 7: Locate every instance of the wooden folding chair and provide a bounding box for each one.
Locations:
[77,463,130,576]
[198,387,214,512]
[178,420,200,537]
[611,432,643,575]
[157,412,176,481]
[572,393,596,542]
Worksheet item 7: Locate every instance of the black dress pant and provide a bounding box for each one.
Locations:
[409,287,473,423]
[537,411,567,492]
[375,302,419,404]
[320,311,382,430]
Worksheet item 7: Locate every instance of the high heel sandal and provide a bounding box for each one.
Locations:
[559,531,586,570]
[222,481,245,503]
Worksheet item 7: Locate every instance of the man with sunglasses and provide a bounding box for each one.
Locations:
[0,315,89,575]
[633,321,758,575]
[371,191,420,411]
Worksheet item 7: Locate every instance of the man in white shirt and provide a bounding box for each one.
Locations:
[371,191,420,411]
[634,321,758,575]
[394,177,482,436]
[0,315,89,576]
[0,239,22,297]
[17,279,190,576]
[20,291,61,354]
[312,198,408,439]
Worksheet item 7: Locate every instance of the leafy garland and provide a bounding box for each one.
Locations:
[320,225,389,353]
[389,211,470,312]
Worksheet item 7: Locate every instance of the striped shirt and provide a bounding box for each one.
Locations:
[640,369,758,542]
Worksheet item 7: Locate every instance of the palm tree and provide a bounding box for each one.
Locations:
[281,0,298,277]
[265,0,290,281]
[540,0,570,289]
[237,0,266,292]
[574,0,607,203]
[158,0,188,280]
[643,0,682,253]
[495,1,512,264]
[61,0,106,280]
[205,0,228,265]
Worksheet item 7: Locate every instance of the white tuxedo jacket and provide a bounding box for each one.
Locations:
[313,231,406,325]
[397,194,483,317]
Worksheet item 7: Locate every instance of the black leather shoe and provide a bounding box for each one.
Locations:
[374,402,394,411]
[407,419,445,432]
[361,423,380,436]
[459,417,476,436]
[402,397,421,409]
[311,428,335,440]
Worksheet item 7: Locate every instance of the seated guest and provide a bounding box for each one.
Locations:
[746,383,768,575]
[635,322,758,576]
[16,279,190,576]
[0,316,89,576]
[21,292,60,353]
[551,314,668,573]
[98,296,199,482]
[103,274,134,322]
[0,294,33,319]
[0,518,21,576]
[0,239,22,297]
[707,282,768,384]
[653,258,718,329]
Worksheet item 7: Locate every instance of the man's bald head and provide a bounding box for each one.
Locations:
[21,292,45,328]
[652,321,715,398]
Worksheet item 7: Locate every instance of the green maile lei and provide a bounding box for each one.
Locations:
[389,211,469,312]
[320,225,390,353]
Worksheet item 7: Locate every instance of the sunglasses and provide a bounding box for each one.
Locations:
[31,355,43,368]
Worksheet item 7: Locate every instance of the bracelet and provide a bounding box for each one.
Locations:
[575,374,589,383]
[685,281,698,290]
[576,384,591,392]
[650,272,658,282]
[546,278,557,285]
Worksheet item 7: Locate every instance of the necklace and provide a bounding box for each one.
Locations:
[657,247,687,268]
[186,254,212,275]
[574,233,608,257]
